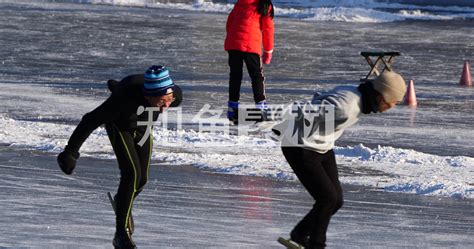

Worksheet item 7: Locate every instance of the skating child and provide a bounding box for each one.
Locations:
[224,0,275,123]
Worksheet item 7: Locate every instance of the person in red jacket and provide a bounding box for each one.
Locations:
[224,0,275,124]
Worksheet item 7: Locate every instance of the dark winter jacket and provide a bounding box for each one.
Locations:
[65,74,159,153]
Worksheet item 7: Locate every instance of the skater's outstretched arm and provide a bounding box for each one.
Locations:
[58,94,121,174]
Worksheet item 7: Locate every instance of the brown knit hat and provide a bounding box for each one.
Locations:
[372,71,407,103]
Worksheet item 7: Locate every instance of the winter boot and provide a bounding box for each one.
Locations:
[290,227,310,247]
[113,229,136,249]
[227,101,239,125]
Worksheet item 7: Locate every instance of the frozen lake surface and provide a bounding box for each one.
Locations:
[0,0,472,199]
[0,1,473,247]
[1,146,473,248]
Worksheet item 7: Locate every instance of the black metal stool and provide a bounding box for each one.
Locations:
[360,51,400,81]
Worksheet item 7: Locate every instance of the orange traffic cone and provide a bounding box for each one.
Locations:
[405,79,417,107]
[460,60,472,86]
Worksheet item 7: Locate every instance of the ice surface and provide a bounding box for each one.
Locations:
[0,0,473,198]
[0,1,473,247]
[0,0,474,198]
[0,147,472,248]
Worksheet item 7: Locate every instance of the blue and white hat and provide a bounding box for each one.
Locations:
[143,65,174,96]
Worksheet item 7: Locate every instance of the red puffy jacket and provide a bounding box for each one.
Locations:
[224,0,274,56]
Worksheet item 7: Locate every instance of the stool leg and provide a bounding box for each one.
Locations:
[366,56,382,78]
[381,56,397,72]
[363,56,374,80]
[385,55,397,71]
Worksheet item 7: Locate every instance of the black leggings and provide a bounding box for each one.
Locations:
[106,123,152,231]
[282,147,343,248]
[228,50,266,103]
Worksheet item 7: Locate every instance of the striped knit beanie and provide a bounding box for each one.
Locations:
[143,65,174,96]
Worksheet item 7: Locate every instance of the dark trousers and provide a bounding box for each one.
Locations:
[282,147,343,248]
[106,123,152,231]
[228,50,266,103]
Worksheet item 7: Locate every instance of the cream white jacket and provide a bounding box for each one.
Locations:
[273,86,363,153]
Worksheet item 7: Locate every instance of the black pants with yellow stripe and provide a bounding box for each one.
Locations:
[106,123,152,231]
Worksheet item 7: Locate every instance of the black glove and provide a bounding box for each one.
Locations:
[57,148,80,175]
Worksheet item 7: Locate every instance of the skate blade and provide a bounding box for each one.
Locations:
[277,237,303,249]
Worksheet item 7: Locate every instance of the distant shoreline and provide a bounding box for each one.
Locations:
[378,0,474,7]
